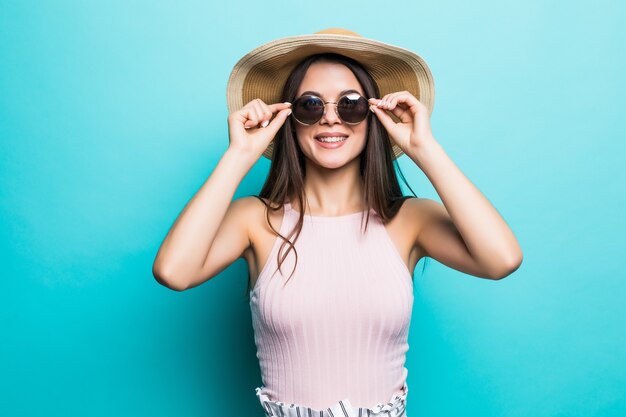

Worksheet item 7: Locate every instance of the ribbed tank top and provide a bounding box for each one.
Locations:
[249,201,414,410]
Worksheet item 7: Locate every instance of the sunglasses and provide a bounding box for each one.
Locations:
[290,93,370,125]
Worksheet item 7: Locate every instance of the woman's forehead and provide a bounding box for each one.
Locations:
[298,88,363,99]
[297,62,364,97]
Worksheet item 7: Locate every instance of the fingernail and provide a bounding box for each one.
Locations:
[283,102,292,106]
[244,125,251,129]
[287,109,292,116]
[261,120,269,128]
[369,105,376,112]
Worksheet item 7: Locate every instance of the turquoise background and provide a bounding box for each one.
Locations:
[1,1,624,416]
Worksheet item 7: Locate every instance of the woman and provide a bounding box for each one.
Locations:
[152,28,523,417]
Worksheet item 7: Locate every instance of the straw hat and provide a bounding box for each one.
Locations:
[226,28,435,160]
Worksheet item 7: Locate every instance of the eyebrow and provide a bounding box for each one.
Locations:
[299,89,362,99]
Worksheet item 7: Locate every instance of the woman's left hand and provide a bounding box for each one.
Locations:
[368,91,435,155]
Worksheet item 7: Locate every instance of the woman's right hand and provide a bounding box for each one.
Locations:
[227,98,292,161]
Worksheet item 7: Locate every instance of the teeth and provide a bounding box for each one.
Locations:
[316,136,348,143]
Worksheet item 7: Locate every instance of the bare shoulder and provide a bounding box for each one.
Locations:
[237,196,283,219]
[402,197,445,230]
[232,195,264,213]
[394,197,440,249]
[237,196,287,282]
[228,196,259,222]
[378,197,431,271]
[403,197,458,255]
[380,197,428,243]
[394,196,430,222]
[230,195,267,230]
[404,196,441,213]
[235,196,286,242]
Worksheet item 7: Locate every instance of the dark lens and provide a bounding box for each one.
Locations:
[337,93,369,124]
[292,95,324,125]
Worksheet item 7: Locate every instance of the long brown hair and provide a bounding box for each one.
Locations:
[245,52,425,300]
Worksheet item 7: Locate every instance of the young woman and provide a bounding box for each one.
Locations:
[153,28,523,417]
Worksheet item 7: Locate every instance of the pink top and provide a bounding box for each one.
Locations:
[249,201,414,410]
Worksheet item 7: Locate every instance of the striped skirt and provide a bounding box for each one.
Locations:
[254,382,408,417]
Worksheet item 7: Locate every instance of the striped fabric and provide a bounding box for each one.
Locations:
[255,381,408,417]
[249,201,414,414]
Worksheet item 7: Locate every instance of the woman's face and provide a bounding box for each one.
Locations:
[293,61,368,169]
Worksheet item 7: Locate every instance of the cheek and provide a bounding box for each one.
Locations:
[293,128,307,145]
[294,128,314,152]
[294,123,312,137]
[357,122,369,142]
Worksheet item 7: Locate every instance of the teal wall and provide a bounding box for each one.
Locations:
[1,1,624,416]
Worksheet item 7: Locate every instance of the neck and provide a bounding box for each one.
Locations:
[292,158,365,216]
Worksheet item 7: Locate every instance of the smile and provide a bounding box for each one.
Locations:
[315,136,348,143]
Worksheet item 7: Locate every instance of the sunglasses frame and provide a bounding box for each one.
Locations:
[290,93,370,126]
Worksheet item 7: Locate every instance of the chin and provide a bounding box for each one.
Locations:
[310,150,363,169]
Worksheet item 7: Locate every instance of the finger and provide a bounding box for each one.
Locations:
[383,92,403,108]
[372,92,414,111]
[378,94,418,123]
[242,106,261,129]
[384,92,409,110]
[254,101,274,128]
[262,102,293,129]
[267,102,292,112]
[265,107,292,133]
[369,97,392,114]
[368,94,408,123]
[240,107,260,129]
[259,102,291,128]
[368,97,381,109]
[385,94,414,123]
[250,101,267,127]
[371,94,397,110]
[384,93,401,108]
[369,103,397,132]
[390,93,420,111]
[247,101,292,129]
[388,104,412,123]
[377,94,393,108]
[243,99,269,128]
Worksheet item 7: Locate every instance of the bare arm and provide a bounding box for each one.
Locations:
[152,149,255,290]
[152,100,292,291]
[410,140,523,280]
[369,93,522,280]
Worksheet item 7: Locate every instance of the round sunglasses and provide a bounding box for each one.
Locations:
[290,93,370,125]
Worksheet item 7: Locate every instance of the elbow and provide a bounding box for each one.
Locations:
[152,264,189,292]
[488,251,523,280]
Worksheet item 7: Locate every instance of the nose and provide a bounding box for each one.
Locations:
[320,103,341,125]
